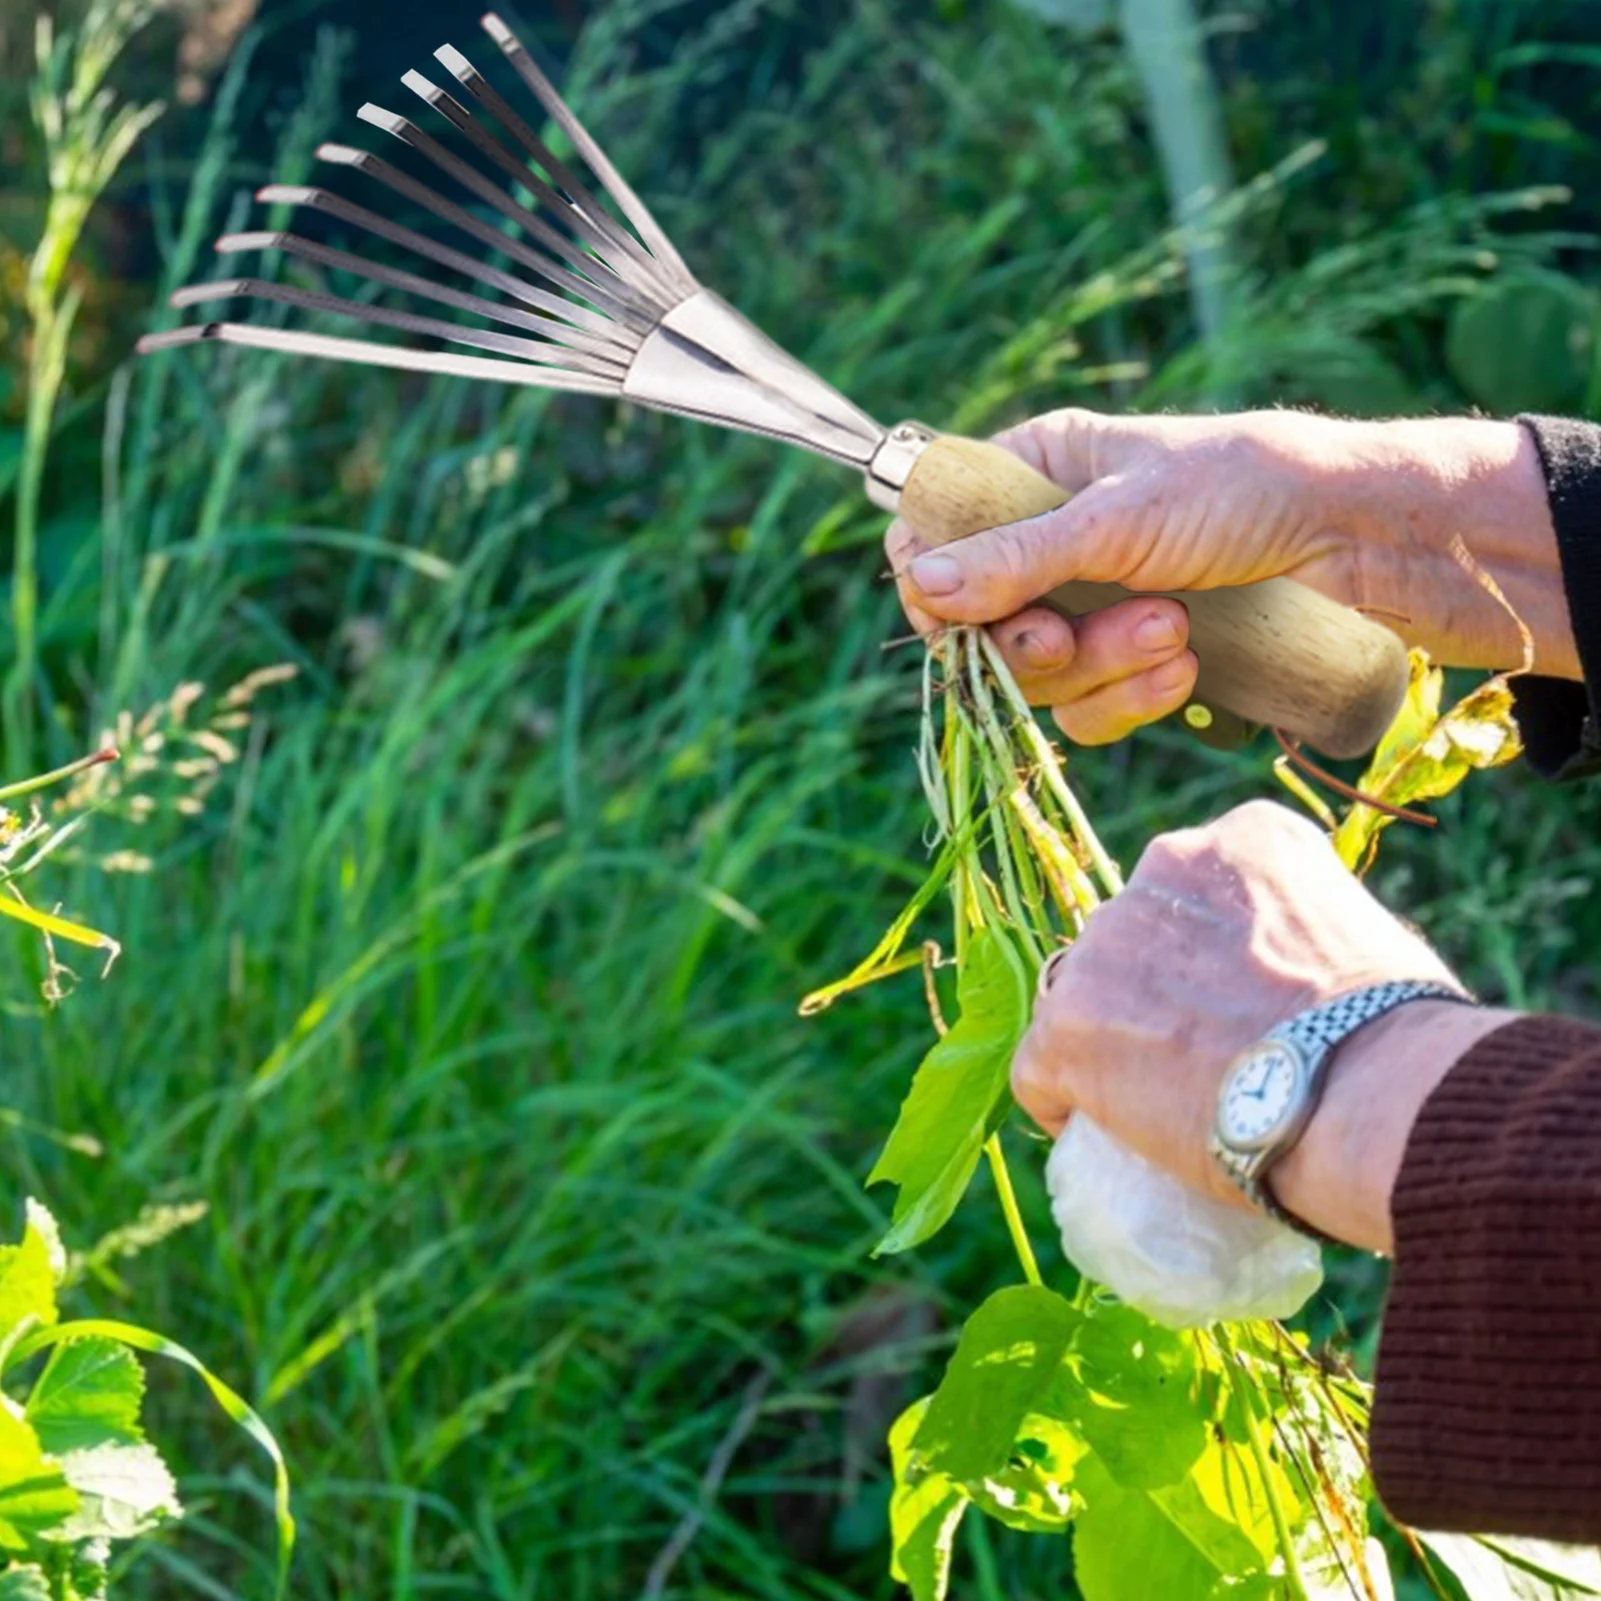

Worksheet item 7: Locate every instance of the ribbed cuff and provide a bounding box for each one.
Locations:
[1372,1014,1601,1540]
[1514,416,1601,779]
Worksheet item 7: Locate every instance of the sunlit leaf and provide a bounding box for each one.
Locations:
[914,1285,1079,1482]
[1333,652,1522,871]
[11,1319,293,1598]
[0,1205,61,1357]
[964,1413,1084,1532]
[887,1400,966,1601]
[0,1406,78,1551]
[0,893,118,957]
[53,1440,179,1542]
[26,1337,146,1455]
[1072,1450,1271,1601]
[867,926,1030,1253]
[799,842,956,1015]
[1069,1301,1208,1490]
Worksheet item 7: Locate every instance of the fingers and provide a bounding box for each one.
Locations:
[884,515,941,637]
[990,597,1190,707]
[1011,1010,1075,1137]
[1050,650,1198,746]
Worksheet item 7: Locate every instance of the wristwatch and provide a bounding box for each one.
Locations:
[1209,980,1476,1235]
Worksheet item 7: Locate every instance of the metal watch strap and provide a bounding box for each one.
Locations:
[1215,979,1476,1240]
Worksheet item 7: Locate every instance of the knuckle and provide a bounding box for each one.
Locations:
[1218,797,1316,844]
[1143,652,1197,709]
[1131,824,1207,882]
[994,517,1053,591]
[884,517,920,564]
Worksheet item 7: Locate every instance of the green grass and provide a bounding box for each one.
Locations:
[6,0,1601,1596]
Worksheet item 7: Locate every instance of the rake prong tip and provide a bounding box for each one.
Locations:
[356,104,406,134]
[171,278,258,309]
[216,230,287,253]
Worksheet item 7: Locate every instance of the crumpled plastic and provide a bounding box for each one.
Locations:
[1044,1114,1324,1329]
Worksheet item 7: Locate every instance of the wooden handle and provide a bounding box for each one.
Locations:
[898,434,1409,760]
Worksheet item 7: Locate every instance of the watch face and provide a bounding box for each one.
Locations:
[1217,1041,1305,1151]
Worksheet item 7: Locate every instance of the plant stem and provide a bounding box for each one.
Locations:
[1211,1325,1312,1601]
[985,1134,1042,1288]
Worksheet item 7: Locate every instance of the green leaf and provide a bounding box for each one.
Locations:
[0,1565,51,1601]
[26,1339,145,1456]
[867,927,1029,1253]
[963,1413,1084,1532]
[1418,1532,1601,1599]
[1446,272,1596,415]
[53,1442,179,1542]
[914,1285,1078,1482]
[1072,1450,1273,1601]
[887,1401,966,1601]
[0,1205,62,1360]
[10,1318,293,1599]
[0,1407,78,1550]
[1070,1302,1208,1490]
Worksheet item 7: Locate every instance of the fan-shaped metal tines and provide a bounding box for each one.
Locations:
[428,41,693,301]
[478,12,694,292]
[250,185,631,350]
[310,142,654,333]
[351,103,676,320]
[210,231,633,368]
[169,276,628,378]
[136,320,621,394]
[397,67,686,310]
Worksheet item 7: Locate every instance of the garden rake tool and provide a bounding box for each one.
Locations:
[138,11,1408,758]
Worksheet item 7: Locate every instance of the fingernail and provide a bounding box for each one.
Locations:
[909,553,963,596]
[1014,630,1057,668]
[1135,611,1180,652]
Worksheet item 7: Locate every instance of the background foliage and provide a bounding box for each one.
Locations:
[4,0,1601,1595]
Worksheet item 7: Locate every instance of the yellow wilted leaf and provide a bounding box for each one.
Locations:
[1333,651,1522,873]
[0,892,120,959]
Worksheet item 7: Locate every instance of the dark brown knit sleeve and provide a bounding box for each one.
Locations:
[1516,416,1601,779]
[1371,1014,1601,1541]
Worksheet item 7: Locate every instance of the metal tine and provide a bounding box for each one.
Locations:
[354,104,658,311]
[314,143,653,333]
[480,12,696,291]
[399,67,677,305]
[171,278,625,377]
[214,230,633,367]
[255,185,631,350]
[430,43,697,300]
[136,321,621,394]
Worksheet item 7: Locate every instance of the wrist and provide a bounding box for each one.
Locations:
[1342,418,1575,678]
[1270,998,1519,1253]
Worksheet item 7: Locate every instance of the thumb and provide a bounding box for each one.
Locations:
[902,475,1143,624]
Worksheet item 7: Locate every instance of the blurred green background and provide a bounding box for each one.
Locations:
[5,0,1601,1595]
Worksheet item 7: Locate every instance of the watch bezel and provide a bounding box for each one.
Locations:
[1214,1036,1313,1154]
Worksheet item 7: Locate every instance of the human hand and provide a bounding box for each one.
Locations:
[1014,800,1514,1251]
[886,409,1574,745]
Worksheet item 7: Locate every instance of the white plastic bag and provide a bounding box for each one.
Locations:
[1044,1115,1323,1329]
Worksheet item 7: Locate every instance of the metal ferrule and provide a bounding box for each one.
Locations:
[863,420,935,512]
[623,289,886,468]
